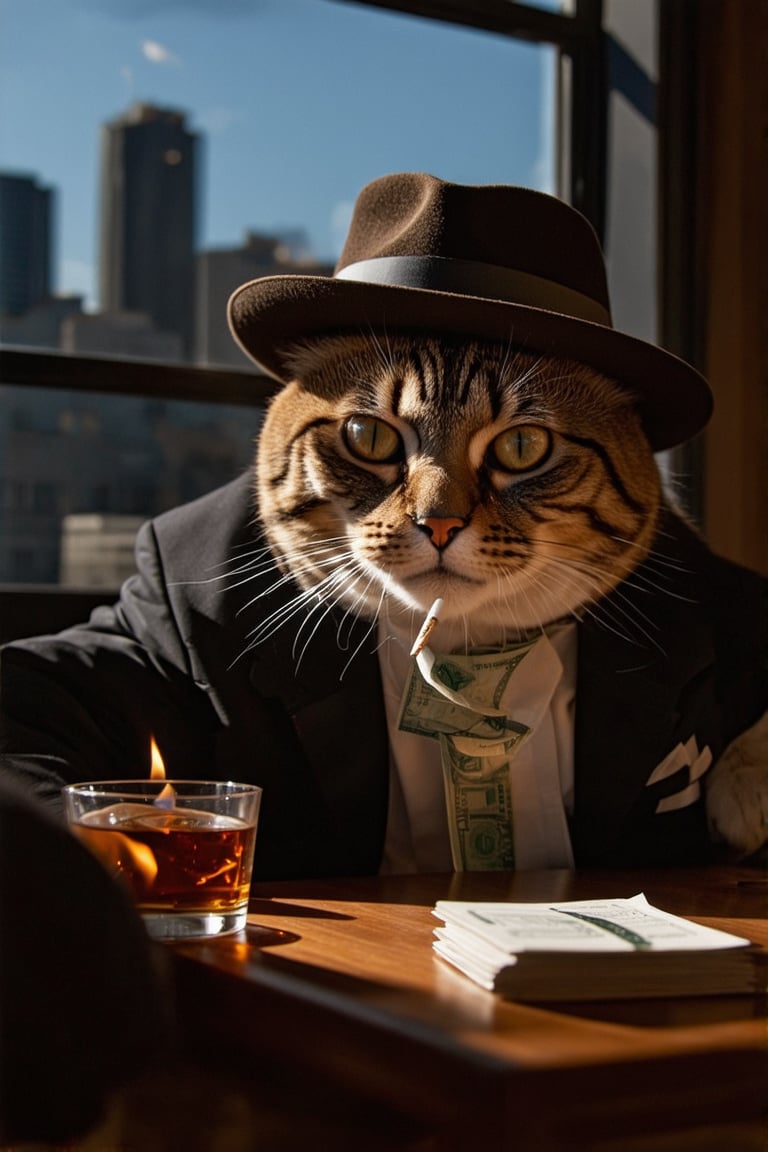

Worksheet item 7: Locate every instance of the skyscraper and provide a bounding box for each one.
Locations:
[195,230,333,368]
[0,172,52,316]
[99,103,198,356]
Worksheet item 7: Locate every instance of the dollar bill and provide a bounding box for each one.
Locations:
[440,737,516,870]
[396,638,546,870]
[397,640,536,752]
[422,641,537,712]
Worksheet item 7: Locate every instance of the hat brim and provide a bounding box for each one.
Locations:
[228,275,712,451]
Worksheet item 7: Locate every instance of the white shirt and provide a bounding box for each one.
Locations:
[377,619,577,873]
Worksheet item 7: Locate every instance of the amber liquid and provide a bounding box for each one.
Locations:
[74,810,256,913]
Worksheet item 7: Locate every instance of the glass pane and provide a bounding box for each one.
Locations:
[0,0,559,587]
[603,1,658,345]
[0,0,557,367]
[524,1,572,10]
[0,382,261,585]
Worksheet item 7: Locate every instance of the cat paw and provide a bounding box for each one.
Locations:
[705,710,768,857]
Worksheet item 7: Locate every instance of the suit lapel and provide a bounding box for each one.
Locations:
[247,585,389,875]
[572,514,719,862]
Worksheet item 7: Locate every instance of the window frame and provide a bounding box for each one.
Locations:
[1,0,609,398]
[0,0,611,623]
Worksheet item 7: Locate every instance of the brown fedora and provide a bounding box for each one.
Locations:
[228,172,712,450]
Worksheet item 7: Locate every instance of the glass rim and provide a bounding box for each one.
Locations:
[62,779,262,798]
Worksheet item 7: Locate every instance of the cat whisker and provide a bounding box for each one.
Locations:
[364,325,397,375]
[591,586,663,645]
[230,567,357,668]
[173,536,353,589]
[541,551,660,601]
[290,562,382,671]
[538,537,692,605]
[291,590,349,667]
[228,536,350,576]
[497,548,617,602]
[291,557,372,640]
[220,537,275,558]
[617,568,697,604]
[580,584,668,654]
[500,349,549,395]
[531,534,652,571]
[233,563,334,610]
[335,568,384,651]
[516,556,667,653]
[243,561,355,636]
[339,578,391,679]
[525,560,635,643]
[611,535,689,569]
[233,565,310,609]
[232,547,359,610]
[238,586,322,648]
[521,536,693,605]
[495,573,548,643]
[167,546,276,588]
[588,601,665,653]
[487,532,673,644]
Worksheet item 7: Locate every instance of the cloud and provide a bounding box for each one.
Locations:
[141,39,180,66]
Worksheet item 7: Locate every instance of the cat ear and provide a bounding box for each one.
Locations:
[705,710,768,859]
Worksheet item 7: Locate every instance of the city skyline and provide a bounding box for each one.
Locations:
[0,0,555,310]
[0,98,336,366]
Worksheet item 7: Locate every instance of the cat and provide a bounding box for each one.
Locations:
[3,171,763,876]
[249,330,768,863]
[256,334,660,643]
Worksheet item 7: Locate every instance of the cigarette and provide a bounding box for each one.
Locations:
[410,598,443,657]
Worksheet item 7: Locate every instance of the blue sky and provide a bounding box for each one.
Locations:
[0,0,556,308]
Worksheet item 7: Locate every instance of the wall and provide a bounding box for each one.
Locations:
[700,0,768,574]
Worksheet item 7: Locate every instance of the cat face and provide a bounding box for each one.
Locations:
[255,334,661,641]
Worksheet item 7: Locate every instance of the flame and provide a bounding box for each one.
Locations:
[150,737,166,780]
[149,737,176,808]
[104,831,159,887]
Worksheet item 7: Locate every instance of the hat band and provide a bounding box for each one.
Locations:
[335,255,611,327]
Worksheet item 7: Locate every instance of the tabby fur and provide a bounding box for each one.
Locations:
[253,333,767,858]
[257,334,660,648]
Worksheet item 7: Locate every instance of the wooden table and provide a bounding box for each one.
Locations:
[169,867,768,1151]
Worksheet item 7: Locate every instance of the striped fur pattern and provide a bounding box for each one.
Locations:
[253,333,661,652]
[247,333,768,860]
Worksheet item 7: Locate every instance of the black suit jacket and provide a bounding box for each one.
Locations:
[1,472,766,878]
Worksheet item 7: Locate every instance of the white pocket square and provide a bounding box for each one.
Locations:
[647,736,712,813]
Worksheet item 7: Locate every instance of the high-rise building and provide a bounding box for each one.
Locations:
[195,230,334,368]
[99,103,198,356]
[61,310,183,361]
[0,172,53,316]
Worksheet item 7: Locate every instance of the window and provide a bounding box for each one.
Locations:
[1,0,617,590]
[1,0,565,367]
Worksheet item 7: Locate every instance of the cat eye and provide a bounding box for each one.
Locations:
[489,425,552,473]
[343,415,403,463]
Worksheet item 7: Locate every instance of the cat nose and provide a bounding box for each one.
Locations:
[416,516,466,550]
